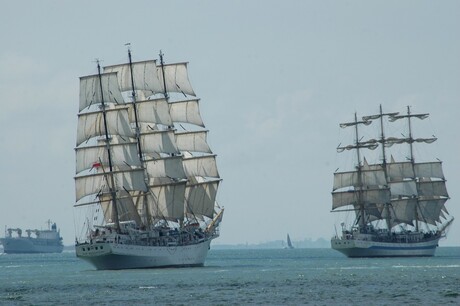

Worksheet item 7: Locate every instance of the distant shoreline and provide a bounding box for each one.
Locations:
[2,239,456,252]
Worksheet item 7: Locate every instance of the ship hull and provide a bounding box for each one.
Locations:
[331,237,440,257]
[76,239,212,270]
[0,237,64,254]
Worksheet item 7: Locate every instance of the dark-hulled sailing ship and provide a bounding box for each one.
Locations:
[331,106,453,257]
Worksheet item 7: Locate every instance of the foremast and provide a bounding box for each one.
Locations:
[335,113,379,230]
[96,60,121,232]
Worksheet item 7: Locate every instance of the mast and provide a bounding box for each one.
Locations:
[337,113,373,229]
[389,106,435,232]
[127,47,144,161]
[126,47,152,228]
[96,61,120,232]
[362,105,399,231]
[406,106,421,231]
[405,106,418,231]
[406,106,415,164]
[158,50,182,227]
[354,113,365,228]
[159,50,169,101]
[379,105,392,231]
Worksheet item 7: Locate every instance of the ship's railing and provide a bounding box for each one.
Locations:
[80,225,212,247]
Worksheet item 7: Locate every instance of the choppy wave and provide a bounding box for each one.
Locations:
[392,264,460,269]
[0,247,458,305]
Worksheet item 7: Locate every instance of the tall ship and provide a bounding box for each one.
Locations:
[331,106,453,257]
[74,48,223,270]
[1,220,63,254]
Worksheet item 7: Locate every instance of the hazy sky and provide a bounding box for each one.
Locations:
[1,1,459,247]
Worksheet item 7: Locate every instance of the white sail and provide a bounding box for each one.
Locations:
[99,192,142,224]
[386,162,414,182]
[140,130,179,155]
[147,181,186,220]
[185,180,220,218]
[333,172,357,191]
[176,131,211,153]
[145,156,186,180]
[157,62,196,96]
[417,180,448,197]
[418,198,448,225]
[388,198,417,225]
[75,141,140,174]
[79,72,125,111]
[75,168,147,202]
[332,188,390,210]
[76,106,133,146]
[389,181,417,198]
[169,99,204,127]
[353,203,382,220]
[363,188,391,205]
[182,155,220,178]
[333,168,386,191]
[361,169,387,187]
[103,60,163,96]
[415,162,444,179]
[332,191,357,209]
[130,98,173,126]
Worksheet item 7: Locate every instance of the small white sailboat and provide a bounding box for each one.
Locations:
[285,234,294,249]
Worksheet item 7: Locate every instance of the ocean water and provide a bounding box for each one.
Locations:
[0,247,459,305]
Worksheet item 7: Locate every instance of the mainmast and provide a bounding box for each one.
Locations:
[362,105,399,230]
[401,106,419,231]
[361,105,399,166]
[96,61,120,232]
[158,51,175,136]
[125,46,153,229]
[127,47,144,161]
[159,50,169,101]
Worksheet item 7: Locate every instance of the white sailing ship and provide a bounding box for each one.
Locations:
[331,106,453,257]
[74,48,223,270]
[1,220,63,254]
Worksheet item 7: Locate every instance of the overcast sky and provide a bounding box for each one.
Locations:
[1,1,459,247]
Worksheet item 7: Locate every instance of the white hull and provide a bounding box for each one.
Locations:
[331,237,440,257]
[76,239,212,270]
[0,237,63,254]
